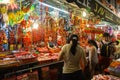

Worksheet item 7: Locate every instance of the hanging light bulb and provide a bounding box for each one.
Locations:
[39,1,69,14]
[33,22,38,29]
[82,11,87,17]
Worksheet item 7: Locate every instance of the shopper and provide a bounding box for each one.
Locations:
[99,32,115,73]
[47,36,55,49]
[114,40,120,58]
[114,40,120,53]
[58,34,87,80]
[88,40,99,78]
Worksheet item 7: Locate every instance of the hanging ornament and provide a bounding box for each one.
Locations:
[21,20,26,28]
[24,14,29,20]
[21,0,34,13]
[7,0,18,11]
[8,12,15,26]
[0,6,7,14]
[30,4,35,11]
[3,13,8,24]
[16,10,24,23]
[9,20,14,26]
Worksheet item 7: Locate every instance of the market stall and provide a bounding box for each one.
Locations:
[0,0,120,80]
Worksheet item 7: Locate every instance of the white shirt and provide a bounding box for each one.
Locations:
[88,46,98,64]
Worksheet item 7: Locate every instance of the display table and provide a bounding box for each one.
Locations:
[0,60,64,80]
[105,59,120,77]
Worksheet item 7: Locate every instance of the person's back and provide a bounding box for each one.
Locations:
[99,33,115,72]
[62,44,85,73]
[100,41,112,57]
[91,46,98,64]
[88,40,99,78]
[58,34,87,80]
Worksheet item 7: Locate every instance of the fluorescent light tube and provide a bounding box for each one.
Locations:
[39,1,69,14]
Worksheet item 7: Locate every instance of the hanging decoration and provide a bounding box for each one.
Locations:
[0,5,7,14]
[84,27,104,34]
[21,0,34,13]
[8,10,24,26]
[7,3,18,11]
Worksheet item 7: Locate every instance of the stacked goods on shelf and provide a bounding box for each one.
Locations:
[0,30,8,51]
[0,53,19,68]
[0,53,7,58]
[49,48,60,53]
[36,47,49,53]
[37,52,58,64]
[0,46,60,69]
[107,59,120,77]
[92,74,120,80]
[34,46,60,64]
[14,51,37,64]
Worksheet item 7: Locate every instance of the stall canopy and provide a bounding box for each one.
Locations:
[66,0,120,25]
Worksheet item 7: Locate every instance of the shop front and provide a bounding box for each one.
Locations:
[0,0,120,80]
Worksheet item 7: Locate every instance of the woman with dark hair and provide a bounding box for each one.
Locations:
[88,40,98,78]
[58,34,87,80]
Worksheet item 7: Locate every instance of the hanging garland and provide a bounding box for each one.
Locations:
[84,27,104,34]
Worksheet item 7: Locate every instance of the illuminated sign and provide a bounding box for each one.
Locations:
[69,0,120,24]
[91,0,120,24]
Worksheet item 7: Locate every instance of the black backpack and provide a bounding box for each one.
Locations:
[100,41,113,57]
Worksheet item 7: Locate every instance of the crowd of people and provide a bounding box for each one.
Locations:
[58,32,120,80]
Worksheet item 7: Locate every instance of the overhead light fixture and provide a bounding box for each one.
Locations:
[86,24,89,27]
[39,2,69,14]
[33,22,39,29]
[82,11,87,17]
[95,24,107,27]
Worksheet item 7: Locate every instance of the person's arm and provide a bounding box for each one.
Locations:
[79,48,87,71]
[89,47,96,69]
[88,48,92,64]
[47,42,51,48]
[81,48,87,66]
[89,47,96,61]
[58,45,65,61]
